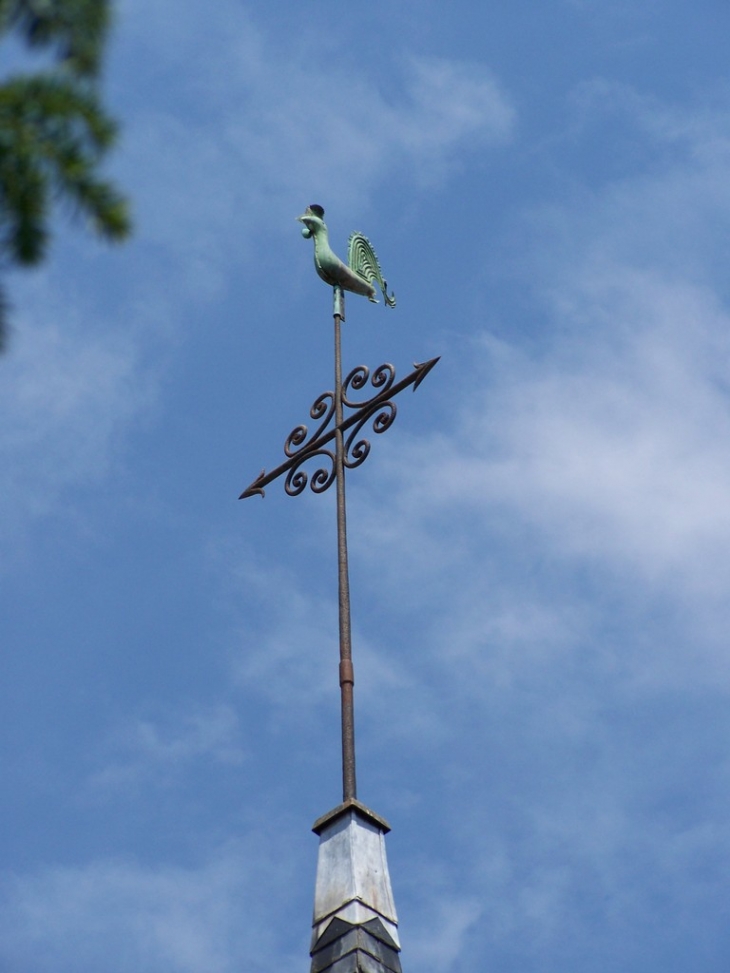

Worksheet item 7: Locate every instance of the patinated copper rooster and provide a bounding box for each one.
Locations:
[297,204,396,307]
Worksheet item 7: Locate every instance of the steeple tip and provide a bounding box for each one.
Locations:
[312,798,391,835]
[310,800,401,973]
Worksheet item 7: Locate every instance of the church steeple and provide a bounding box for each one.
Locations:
[310,800,401,973]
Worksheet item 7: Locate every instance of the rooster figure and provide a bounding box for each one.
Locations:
[297,204,396,307]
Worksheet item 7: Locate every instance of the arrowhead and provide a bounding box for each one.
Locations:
[411,356,440,391]
[239,470,267,499]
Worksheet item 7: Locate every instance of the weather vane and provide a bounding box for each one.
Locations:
[240,205,438,973]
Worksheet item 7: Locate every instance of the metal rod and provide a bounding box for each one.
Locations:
[333,286,357,802]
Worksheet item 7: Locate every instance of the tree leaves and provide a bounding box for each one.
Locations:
[0,0,130,351]
[0,0,110,78]
[0,74,130,264]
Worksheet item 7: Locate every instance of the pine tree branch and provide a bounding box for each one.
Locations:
[0,72,130,266]
[1,0,111,78]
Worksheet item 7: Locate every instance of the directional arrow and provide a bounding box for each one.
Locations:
[239,357,439,500]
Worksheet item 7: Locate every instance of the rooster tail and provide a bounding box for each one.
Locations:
[347,232,397,307]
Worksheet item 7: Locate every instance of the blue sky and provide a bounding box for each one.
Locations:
[2,0,730,970]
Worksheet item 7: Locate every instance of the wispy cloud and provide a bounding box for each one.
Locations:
[0,288,157,561]
[229,552,339,712]
[87,704,246,797]
[0,831,307,973]
[355,89,730,619]
[114,2,515,265]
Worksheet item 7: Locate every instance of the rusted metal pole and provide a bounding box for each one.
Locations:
[333,285,357,802]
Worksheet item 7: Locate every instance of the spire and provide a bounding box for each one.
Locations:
[310,801,401,973]
[240,208,438,973]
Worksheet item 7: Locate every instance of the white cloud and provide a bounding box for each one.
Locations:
[0,833,306,973]
[114,3,515,266]
[455,276,730,586]
[406,891,483,970]
[222,539,455,758]
[552,79,730,283]
[355,92,730,613]
[87,704,246,797]
[0,288,157,562]
[230,552,339,712]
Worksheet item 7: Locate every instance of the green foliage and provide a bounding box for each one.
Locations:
[0,0,110,77]
[0,74,129,264]
[0,0,130,351]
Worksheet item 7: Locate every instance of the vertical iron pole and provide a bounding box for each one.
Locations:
[333,286,357,802]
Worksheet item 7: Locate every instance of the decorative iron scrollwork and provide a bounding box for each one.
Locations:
[240,357,439,499]
[285,449,336,496]
[344,401,397,469]
[285,392,335,458]
[342,363,395,408]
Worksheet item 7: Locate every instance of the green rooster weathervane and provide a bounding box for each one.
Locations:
[297,203,396,310]
[240,205,439,973]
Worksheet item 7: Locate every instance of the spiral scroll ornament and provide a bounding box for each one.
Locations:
[344,401,397,469]
[342,363,395,408]
[284,449,336,496]
[285,392,335,458]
